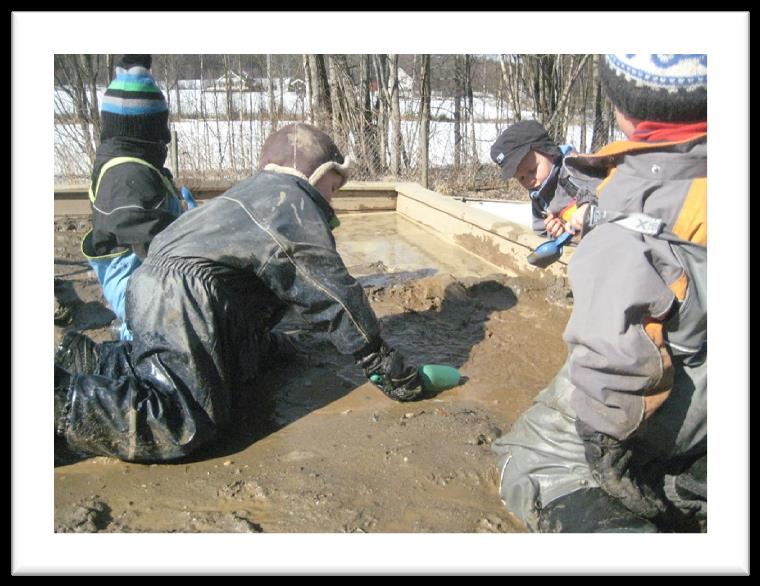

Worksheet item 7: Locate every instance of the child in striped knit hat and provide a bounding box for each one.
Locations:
[75,54,183,342]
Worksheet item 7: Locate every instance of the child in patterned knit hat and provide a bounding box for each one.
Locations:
[493,54,708,534]
[75,54,183,341]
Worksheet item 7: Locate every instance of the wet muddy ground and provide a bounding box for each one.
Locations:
[53,212,572,533]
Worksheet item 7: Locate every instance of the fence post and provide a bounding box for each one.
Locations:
[170,126,179,180]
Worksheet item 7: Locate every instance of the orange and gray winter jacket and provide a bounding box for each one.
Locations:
[561,134,707,441]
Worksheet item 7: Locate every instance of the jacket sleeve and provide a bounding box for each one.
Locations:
[251,188,381,356]
[92,164,179,259]
[565,224,679,441]
[547,167,601,219]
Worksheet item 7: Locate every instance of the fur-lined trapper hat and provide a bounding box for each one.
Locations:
[259,123,351,188]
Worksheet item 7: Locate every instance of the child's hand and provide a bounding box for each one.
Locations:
[544,212,567,238]
[568,204,589,234]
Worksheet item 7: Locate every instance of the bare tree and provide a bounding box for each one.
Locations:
[359,54,379,175]
[211,59,224,173]
[465,54,478,164]
[307,55,331,130]
[157,54,183,119]
[278,57,285,122]
[223,55,236,177]
[453,55,463,167]
[238,54,247,174]
[499,54,522,123]
[54,54,104,164]
[608,99,617,143]
[302,55,314,124]
[327,55,344,143]
[372,54,390,172]
[578,56,593,153]
[591,55,607,151]
[388,54,401,176]
[199,55,212,176]
[545,54,591,142]
[267,54,277,131]
[249,54,256,171]
[419,54,431,189]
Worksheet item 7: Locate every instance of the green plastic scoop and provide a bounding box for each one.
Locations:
[370,364,462,393]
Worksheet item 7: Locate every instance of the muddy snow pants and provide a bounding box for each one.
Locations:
[64,257,275,462]
[492,356,707,532]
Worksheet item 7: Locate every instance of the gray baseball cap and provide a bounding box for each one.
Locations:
[490,120,561,180]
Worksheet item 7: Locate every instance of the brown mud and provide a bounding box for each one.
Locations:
[54,212,571,533]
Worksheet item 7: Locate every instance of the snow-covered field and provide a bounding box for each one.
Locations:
[54,88,624,181]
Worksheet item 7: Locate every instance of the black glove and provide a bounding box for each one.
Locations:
[355,340,422,402]
[575,419,671,521]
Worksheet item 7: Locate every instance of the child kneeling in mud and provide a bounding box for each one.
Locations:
[54,123,427,462]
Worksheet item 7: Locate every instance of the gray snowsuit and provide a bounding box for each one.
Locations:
[492,134,707,531]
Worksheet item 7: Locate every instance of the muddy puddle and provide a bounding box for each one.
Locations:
[54,212,572,533]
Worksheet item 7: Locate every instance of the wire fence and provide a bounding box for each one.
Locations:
[54,54,624,200]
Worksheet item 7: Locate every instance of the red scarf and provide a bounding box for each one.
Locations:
[632,121,707,143]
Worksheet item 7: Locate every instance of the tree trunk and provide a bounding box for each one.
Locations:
[303,55,314,124]
[107,54,114,84]
[545,54,591,143]
[388,54,401,176]
[212,61,224,174]
[360,54,378,175]
[419,54,431,189]
[84,55,102,150]
[163,57,171,117]
[279,60,285,122]
[454,55,462,168]
[308,55,331,130]
[327,55,343,143]
[223,55,236,176]
[254,56,260,170]
[373,55,389,172]
[498,54,514,124]
[200,55,211,177]
[238,54,246,171]
[173,54,182,119]
[73,55,95,161]
[579,56,592,153]
[608,100,617,143]
[465,54,478,164]
[591,55,606,152]
[267,54,277,131]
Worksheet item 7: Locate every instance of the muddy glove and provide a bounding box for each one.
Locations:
[55,331,101,375]
[575,418,671,521]
[355,340,422,402]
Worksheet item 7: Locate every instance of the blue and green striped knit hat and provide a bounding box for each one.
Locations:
[100,54,170,143]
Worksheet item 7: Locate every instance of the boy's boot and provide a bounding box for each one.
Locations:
[664,455,707,532]
[537,487,659,533]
